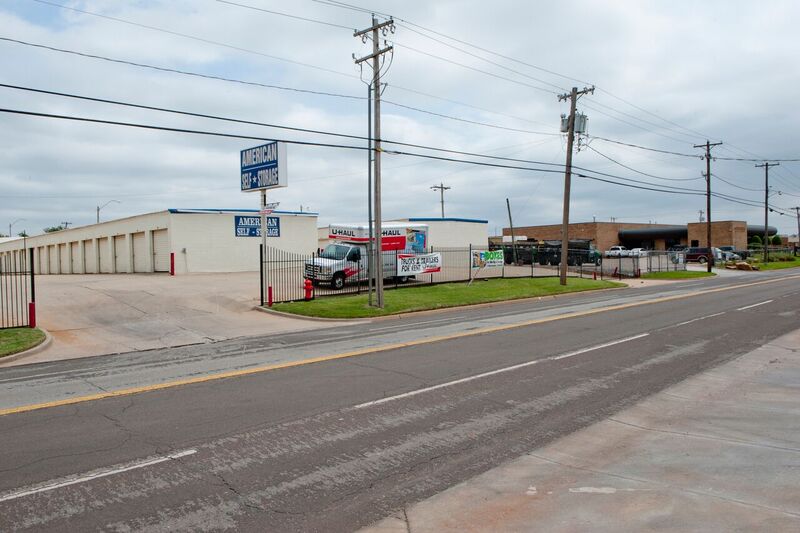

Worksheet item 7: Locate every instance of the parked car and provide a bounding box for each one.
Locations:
[718,245,744,261]
[629,248,649,257]
[685,247,715,265]
[605,245,629,258]
[668,244,688,252]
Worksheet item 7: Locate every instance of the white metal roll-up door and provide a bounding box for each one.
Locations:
[114,235,129,273]
[152,229,169,272]
[59,244,69,273]
[98,238,111,273]
[48,245,58,273]
[83,240,96,273]
[132,232,147,272]
[70,242,80,273]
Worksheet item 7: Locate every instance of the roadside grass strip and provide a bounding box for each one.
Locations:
[757,257,800,271]
[273,278,624,319]
[641,271,716,280]
[0,328,45,358]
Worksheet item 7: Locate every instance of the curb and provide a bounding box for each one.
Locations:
[253,305,366,323]
[254,284,627,323]
[0,328,53,365]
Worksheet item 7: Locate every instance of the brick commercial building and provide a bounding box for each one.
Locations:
[503,221,776,252]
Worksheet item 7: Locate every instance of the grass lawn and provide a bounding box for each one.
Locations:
[757,257,800,271]
[641,271,716,280]
[273,277,624,319]
[0,328,46,358]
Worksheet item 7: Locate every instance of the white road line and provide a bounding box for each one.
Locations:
[736,300,774,311]
[671,311,726,328]
[0,448,197,503]
[352,333,650,410]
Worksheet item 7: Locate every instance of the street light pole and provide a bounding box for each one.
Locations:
[9,218,25,238]
[97,200,121,224]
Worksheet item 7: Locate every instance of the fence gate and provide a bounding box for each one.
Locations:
[0,249,36,329]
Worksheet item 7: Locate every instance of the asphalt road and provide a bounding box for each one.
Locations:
[0,271,798,531]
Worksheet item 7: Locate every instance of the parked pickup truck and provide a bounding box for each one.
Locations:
[304,223,428,289]
[604,245,629,258]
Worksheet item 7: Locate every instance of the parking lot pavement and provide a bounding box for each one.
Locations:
[362,328,800,533]
[3,273,338,366]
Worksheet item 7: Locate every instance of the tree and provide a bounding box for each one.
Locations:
[43,225,65,233]
[0,233,7,238]
[17,231,28,237]
[750,235,762,247]
[772,234,783,246]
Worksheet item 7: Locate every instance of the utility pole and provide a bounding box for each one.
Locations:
[698,210,704,222]
[694,140,722,273]
[794,207,800,256]
[557,86,594,285]
[431,183,451,218]
[366,82,374,306]
[355,15,394,308]
[61,221,72,229]
[756,162,779,263]
[506,198,518,265]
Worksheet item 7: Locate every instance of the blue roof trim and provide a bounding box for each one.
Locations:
[168,208,318,216]
[408,217,488,224]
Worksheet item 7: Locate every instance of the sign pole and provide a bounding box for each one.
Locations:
[261,189,267,292]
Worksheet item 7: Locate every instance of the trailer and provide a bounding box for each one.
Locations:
[537,239,597,266]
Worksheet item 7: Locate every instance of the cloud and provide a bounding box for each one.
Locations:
[1,0,798,238]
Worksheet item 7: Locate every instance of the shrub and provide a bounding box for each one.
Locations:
[772,235,784,246]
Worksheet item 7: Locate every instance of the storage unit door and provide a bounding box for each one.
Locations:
[152,229,169,272]
[59,244,69,273]
[70,242,81,273]
[83,240,96,273]
[48,245,58,273]
[114,235,129,273]
[132,232,148,272]
[98,238,111,273]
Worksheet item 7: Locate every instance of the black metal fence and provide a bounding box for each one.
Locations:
[0,248,35,329]
[259,245,686,305]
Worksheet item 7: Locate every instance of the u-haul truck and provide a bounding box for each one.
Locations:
[304,223,428,289]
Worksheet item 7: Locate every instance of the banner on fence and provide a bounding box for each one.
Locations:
[472,249,504,268]
[397,253,442,275]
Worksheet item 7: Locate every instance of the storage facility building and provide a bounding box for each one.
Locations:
[0,208,318,275]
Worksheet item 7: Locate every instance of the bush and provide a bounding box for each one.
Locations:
[750,235,762,246]
[772,235,784,246]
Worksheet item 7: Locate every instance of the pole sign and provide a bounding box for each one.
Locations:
[234,215,280,237]
[471,249,504,268]
[240,142,287,192]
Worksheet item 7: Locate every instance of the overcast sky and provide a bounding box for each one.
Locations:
[2,0,799,238]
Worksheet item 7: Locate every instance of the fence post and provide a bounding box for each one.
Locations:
[469,244,472,282]
[28,247,36,328]
[259,244,264,307]
[430,245,434,285]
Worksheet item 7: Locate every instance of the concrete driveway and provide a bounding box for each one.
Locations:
[4,273,336,366]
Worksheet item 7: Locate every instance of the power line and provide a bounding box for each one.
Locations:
[0,83,565,166]
[0,37,559,137]
[588,136,702,158]
[0,37,363,100]
[585,145,702,182]
[215,0,354,30]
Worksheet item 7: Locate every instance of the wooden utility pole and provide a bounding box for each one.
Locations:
[756,162,779,263]
[557,86,594,285]
[506,198,518,264]
[355,15,394,308]
[431,183,451,218]
[694,140,722,272]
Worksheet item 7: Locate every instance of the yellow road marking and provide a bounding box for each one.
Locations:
[1,274,798,417]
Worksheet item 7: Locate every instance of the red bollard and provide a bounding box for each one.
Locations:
[303,278,313,301]
[593,271,597,280]
[268,286,273,307]
[28,302,36,328]
[170,252,175,276]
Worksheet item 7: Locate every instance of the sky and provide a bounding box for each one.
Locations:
[1,0,800,239]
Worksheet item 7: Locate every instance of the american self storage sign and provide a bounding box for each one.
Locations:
[234,215,280,237]
[240,142,287,192]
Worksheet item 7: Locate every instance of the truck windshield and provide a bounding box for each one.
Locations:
[320,244,350,260]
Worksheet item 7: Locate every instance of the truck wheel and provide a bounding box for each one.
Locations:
[698,257,707,264]
[331,272,345,290]
[396,276,409,284]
